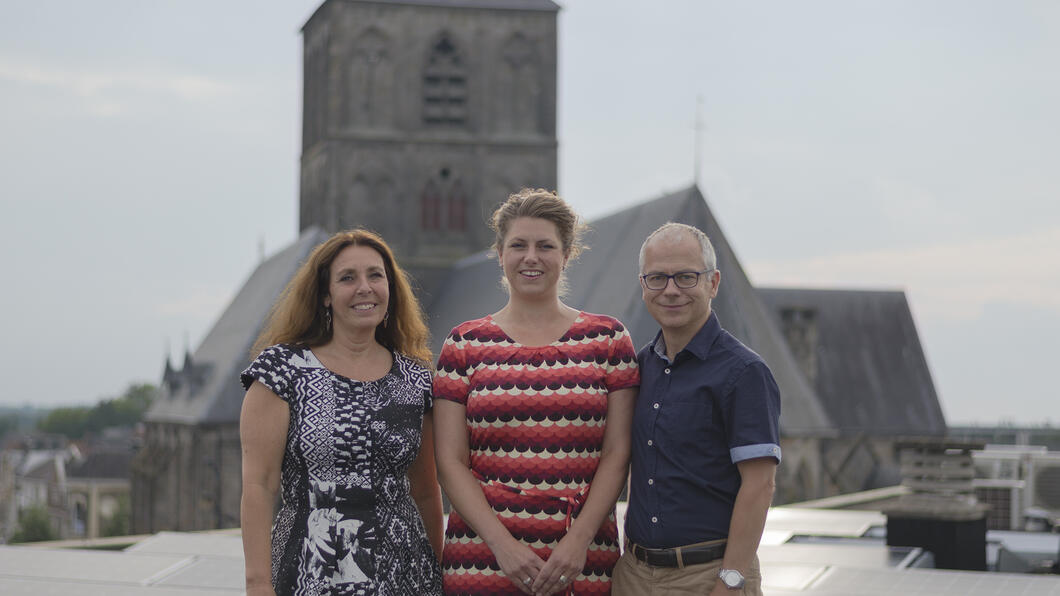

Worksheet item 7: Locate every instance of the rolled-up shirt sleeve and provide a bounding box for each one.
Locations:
[724,360,782,465]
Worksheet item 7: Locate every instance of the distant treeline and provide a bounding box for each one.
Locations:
[0,384,157,440]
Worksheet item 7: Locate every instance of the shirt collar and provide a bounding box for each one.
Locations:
[650,311,722,363]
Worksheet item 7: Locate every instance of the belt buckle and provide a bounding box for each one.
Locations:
[630,542,649,564]
[635,543,675,568]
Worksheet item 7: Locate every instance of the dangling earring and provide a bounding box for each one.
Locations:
[323,308,332,332]
[382,311,390,328]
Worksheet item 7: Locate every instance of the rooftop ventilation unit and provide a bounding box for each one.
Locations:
[1029,453,1060,513]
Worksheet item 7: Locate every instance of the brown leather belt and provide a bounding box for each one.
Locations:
[628,539,727,568]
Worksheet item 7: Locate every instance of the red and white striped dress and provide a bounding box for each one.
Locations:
[434,312,640,596]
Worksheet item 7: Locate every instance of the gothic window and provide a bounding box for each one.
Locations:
[421,168,466,232]
[448,180,466,231]
[345,170,398,238]
[500,33,541,133]
[780,307,818,385]
[421,180,442,230]
[423,35,468,125]
[348,28,394,129]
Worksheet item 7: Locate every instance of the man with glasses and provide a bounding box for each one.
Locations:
[612,222,780,596]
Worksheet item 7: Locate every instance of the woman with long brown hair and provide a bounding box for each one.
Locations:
[240,229,443,596]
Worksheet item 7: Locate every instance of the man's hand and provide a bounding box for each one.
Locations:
[709,578,736,596]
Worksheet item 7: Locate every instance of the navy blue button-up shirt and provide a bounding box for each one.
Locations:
[625,312,782,548]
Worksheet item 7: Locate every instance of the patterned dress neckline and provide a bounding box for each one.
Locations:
[304,347,396,385]
[484,310,584,349]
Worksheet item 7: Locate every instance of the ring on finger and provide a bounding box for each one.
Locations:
[523,577,531,585]
[559,575,568,583]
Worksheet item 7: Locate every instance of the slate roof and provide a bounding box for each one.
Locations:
[332,0,558,11]
[147,187,945,440]
[144,227,330,425]
[757,288,946,436]
[66,450,132,481]
[427,186,834,435]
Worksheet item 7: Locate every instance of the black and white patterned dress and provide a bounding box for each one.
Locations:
[241,344,443,596]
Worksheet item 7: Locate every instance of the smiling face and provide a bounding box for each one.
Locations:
[640,230,719,337]
[498,216,568,298]
[323,244,390,334]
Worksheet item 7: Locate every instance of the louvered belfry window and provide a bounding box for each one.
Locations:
[423,36,467,125]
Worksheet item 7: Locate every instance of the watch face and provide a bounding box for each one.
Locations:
[719,569,745,589]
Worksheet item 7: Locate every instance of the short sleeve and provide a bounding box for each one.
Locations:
[240,344,297,402]
[433,328,472,405]
[723,360,782,464]
[603,318,640,392]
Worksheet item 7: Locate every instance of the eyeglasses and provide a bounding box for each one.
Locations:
[640,270,714,290]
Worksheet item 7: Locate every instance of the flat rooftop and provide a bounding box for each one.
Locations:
[2,506,1058,595]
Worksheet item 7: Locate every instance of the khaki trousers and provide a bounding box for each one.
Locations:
[611,546,762,596]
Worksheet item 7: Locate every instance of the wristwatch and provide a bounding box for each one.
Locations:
[718,568,746,590]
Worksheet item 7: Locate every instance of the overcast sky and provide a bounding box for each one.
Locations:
[2,1,1057,425]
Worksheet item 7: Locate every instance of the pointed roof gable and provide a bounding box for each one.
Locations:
[145,227,330,425]
[758,287,946,435]
[428,186,833,435]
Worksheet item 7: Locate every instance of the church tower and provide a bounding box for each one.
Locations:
[299,0,560,296]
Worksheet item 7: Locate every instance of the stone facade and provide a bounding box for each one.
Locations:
[299,0,559,297]
[132,422,241,532]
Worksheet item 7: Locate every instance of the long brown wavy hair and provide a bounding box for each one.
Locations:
[252,229,432,365]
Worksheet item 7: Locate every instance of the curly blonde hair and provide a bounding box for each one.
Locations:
[490,188,586,259]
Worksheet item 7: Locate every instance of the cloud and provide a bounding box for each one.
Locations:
[0,56,233,116]
[748,225,1060,321]
[869,176,948,225]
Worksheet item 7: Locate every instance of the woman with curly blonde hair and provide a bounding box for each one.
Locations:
[434,189,639,595]
[240,229,443,596]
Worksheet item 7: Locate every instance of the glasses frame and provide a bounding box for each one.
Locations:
[640,269,715,291]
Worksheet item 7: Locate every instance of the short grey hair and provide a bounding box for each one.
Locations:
[638,222,717,273]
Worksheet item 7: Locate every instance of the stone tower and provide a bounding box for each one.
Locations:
[299,0,560,296]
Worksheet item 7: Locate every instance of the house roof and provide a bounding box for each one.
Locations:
[66,450,132,481]
[427,186,834,435]
[758,288,946,436]
[144,227,330,425]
